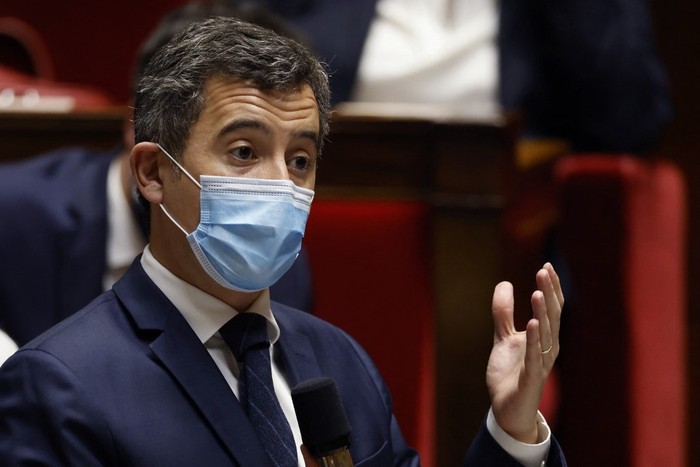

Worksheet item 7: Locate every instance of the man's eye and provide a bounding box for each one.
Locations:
[289,156,310,171]
[232,146,254,160]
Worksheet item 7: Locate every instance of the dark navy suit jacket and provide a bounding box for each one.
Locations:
[0,260,565,465]
[254,0,670,153]
[0,147,313,346]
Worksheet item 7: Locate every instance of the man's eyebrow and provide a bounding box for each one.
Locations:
[217,119,272,139]
[295,129,321,149]
[218,119,321,149]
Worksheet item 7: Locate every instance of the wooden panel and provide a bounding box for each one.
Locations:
[317,116,436,198]
[0,108,125,162]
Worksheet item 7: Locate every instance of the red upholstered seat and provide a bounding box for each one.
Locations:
[304,199,436,466]
[0,16,54,79]
[0,64,114,111]
[0,18,114,112]
[554,155,687,466]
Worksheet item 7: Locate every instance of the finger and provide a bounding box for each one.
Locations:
[537,266,562,350]
[524,318,544,377]
[531,289,552,357]
[492,281,516,341]
[543,262,564,308]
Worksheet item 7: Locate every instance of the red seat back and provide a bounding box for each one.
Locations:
[304,199,436,466]
[555,155,687,466]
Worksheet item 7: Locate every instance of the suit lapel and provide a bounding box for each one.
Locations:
[273,305,322,389]
[150,319,273,467]
[114,263,273,467]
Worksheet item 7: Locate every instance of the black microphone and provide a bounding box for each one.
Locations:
[291,377,353,467]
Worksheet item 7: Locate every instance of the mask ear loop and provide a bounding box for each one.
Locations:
[155,143,201,236]
[158,204,189,236]
[156,143,202,189]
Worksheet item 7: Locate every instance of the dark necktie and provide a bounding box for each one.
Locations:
[220,312,298,467]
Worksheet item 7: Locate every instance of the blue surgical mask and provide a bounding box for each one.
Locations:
[156,144,314,293]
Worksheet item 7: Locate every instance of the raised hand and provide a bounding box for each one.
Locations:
[485,263,564,443]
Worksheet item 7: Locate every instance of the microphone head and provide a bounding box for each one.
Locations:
[291,377,352,457]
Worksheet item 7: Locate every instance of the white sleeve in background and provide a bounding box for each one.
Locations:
[0,328,18,366]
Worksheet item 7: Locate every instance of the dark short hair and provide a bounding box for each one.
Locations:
[131,1,309,93]
[133,16,331,161]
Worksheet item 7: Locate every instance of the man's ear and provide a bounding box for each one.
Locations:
[131,142,164,205]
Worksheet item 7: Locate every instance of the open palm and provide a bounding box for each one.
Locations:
[486,264,563,443]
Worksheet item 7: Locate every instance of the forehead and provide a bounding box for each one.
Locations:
[197,76,320,129]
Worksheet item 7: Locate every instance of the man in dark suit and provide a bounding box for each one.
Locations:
[0,2,314,348]
[247,0,670,154]
[0,17,566,466]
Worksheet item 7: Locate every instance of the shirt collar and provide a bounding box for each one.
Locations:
[139,245,280,345]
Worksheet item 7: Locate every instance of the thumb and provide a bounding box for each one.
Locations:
[492,281,516,341]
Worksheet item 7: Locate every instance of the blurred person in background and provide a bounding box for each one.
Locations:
[242,0,670,154]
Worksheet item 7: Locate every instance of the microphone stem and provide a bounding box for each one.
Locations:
[319,447,353,467]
